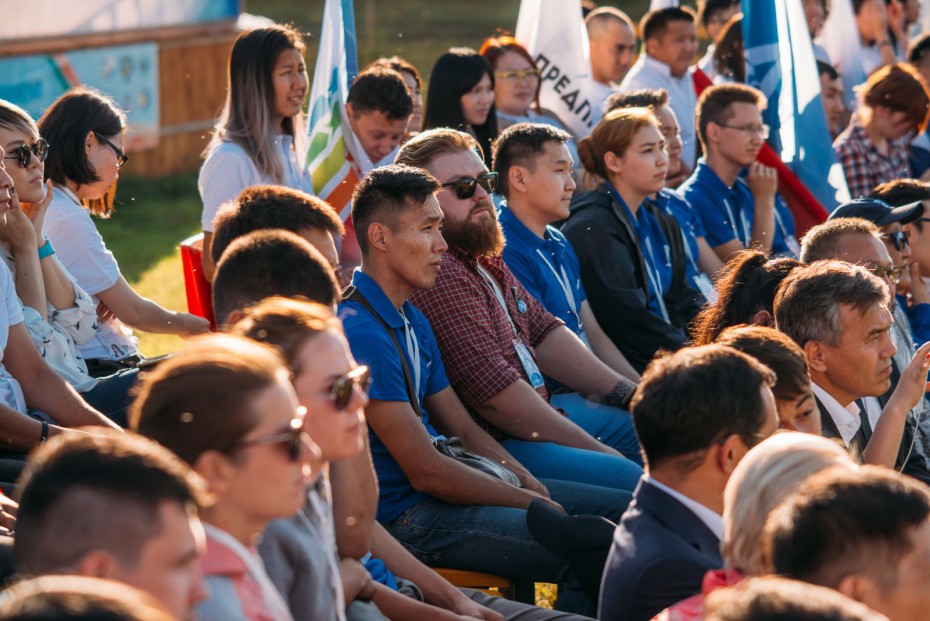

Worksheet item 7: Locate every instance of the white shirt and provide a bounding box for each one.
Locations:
[646,476,723,540]
[620,54,698,167]
[698,44,717,81]
[44,185,139,361]
[812,382,862,446]
[589,79,619,125]
[198,136,313,232]
[0,264,25,414]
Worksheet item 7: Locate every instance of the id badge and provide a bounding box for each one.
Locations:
[785,235,801,258]
[693,273,718,304]
[514,339,545,388]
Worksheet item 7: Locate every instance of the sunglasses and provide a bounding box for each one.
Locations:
[880,230,909,252]
[441,172,498,200]
[2,139,48,168]
[240,409,308,461]
[94,133,129,168]
[869,264,905,282]
[495,68,541,82]
[329,366,371,410]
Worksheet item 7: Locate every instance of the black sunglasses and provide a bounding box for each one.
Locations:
[329,366,371,411]
[441,172,498,199]
[881,230,909,252]
[94,133,129,168]
[2,139,48,168]
[240,411,308,461]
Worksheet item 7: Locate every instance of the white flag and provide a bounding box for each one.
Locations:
[515,0,607,139]
[815,0,866,111]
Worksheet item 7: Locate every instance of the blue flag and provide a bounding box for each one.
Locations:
[742,0,849,210]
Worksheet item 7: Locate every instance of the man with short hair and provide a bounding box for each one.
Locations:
[14,430,209,621]
[619,7,699,168]
[600,344,779,621]
[696,0,742,81]
[342,163,627,614]
[396,128,645,491]
[211,229,340,326]
[774,258,930,466]
[585,7,637,122]
[817,61,846,139]
[871,179,930,285]
[679,84,797,262]
[210,184,345,273]
[765,466,930,621]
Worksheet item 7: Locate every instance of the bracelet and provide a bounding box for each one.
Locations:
[877,39,892,48]
[39,419,49,445]
[38,240,55,260]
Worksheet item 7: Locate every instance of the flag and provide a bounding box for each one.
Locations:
[307,0,360,221]
[515,0,606,138]
[742,0,849,226]
[816,0,866,111]
[648,0,678,10]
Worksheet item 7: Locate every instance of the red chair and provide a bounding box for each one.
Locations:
[179,233,216,329]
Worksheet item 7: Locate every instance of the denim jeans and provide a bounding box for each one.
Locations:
[80,367,139,428]
[550,392,643,465]
[384,478,630,614]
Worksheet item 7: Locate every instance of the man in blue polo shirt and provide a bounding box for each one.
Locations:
[339,164,629,614]
[679,83,799,262]
[493,123,642,389]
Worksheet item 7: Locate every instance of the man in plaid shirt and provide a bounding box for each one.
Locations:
[397,129,643,492]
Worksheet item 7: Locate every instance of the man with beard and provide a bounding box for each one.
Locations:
[395,128,645,494]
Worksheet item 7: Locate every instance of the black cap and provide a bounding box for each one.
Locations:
[827,198,925,227]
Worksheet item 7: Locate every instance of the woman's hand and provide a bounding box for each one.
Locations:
[20,180,54,246]
[1,188,41,253]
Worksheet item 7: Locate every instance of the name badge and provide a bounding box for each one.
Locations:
[514,339,545,388]
[693,273,718,304]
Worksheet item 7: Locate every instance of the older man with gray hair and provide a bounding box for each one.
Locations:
[774,260,930,465]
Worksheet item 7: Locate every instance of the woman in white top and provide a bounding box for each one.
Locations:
[0,99,138,425]
[199,25,314,281]
[37,88,209,371]
[132,334,324,621]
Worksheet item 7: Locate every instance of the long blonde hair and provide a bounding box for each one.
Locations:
[205,25,308,183]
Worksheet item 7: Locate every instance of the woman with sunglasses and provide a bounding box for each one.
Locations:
[37,88,209,376]
[131,333,324,621]
[0,100,139,425]
[422,48,498,166]
[199,25,313,281]
[479,36,579,176]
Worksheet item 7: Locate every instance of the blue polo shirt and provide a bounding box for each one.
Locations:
[647,188,708,300]
[679,159,796,256]
[338,270,450,523]
[499,203,587,339]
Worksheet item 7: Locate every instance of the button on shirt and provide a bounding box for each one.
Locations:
[339,271,450,523]
[812,382,862,447]
[410,249,563,440]
[605,182,673,322]
[620,54,698,167]
[679,160,795,255]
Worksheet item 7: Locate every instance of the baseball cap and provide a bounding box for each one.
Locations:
[827,198,925,227]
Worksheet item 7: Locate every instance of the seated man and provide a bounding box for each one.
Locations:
[211,229,340,326]
[14,430,209,620]
[619,7,699,169]
[0,576,175,621]
[774,257,930,467]
[765,466,930,621]
[818,61,846,140]
[679,84,798,262]
[210,184,345,275]
[696,0,743,82]
[395,128,644,488]
[492,123,642,384]
[585,7,637,122]
[341,164,629,614]
[600,344,779,621]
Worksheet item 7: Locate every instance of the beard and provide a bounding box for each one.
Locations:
[442,198,505,259]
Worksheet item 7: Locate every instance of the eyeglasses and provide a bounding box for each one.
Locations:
[441,172,498,199]
[240,409,308,461]
[328,366,371,410]
[880,230,909,252]
[2,139,48,168]
[94,133,129,168]
[868,264,905,282]
[495,68,541,83]
[715,123,770,139]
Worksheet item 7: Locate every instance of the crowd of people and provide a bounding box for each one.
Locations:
[2,0,930,619]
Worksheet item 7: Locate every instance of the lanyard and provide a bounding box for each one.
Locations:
[535,248,580,319]
[722,195,752,245]
[476,264,520,338]
[642,236,671,323]
[203,524,295,621]
[399,309,421,397]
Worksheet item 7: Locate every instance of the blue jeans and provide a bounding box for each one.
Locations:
[501,439,642,493]
[384,478,629,615]
[80,367,139,428]
[550,392,643,465]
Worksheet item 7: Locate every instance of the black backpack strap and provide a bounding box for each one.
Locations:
[343,285,423,419]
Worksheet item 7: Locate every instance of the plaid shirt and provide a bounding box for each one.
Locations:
[835,115,911,199]
[410,248,563,439]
